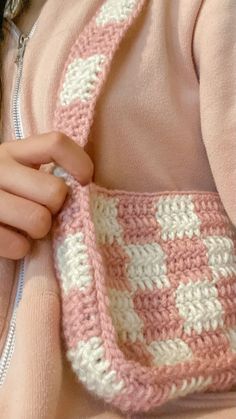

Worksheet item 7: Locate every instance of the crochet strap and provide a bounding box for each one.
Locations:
[54,0,147,147]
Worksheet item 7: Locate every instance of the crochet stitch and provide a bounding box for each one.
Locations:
[53,0,236,413]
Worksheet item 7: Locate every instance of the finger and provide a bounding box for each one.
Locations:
[0,224,30,260]
[0,190,52,239]
[2,132,94,185]
[0,161,68,214]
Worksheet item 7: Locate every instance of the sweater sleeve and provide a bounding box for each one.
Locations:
[193,0,236,226]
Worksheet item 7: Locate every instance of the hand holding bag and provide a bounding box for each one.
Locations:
[52,0,236,413]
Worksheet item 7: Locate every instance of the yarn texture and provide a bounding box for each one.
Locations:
[52,0,236,413]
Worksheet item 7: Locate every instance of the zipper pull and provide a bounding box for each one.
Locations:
[15,34,29,66]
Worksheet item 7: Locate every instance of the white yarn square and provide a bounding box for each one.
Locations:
[91,194,123,245]
[68,337,124,400]
[148,338,192,366]
[109,289,143,342]
[56,232,92,293]
[156,195,201,240]
[203,236,236,281]
[60,54,106,106]
[175,279,224,335]
[96,0,138,26]
[124,242,170,291]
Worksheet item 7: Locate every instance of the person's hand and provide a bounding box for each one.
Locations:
[0,132,93,260]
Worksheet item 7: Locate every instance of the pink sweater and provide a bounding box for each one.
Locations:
[0,0,236,417]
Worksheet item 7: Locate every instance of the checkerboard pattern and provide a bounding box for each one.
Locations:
[53,184,236,412]
[52,0,236,413]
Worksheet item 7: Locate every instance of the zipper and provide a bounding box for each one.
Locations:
[12,22,37,140]
[0,260,25,386]
[0,20,37,386]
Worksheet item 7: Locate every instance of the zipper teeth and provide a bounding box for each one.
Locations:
[0,21,37,387]
[12,59,24,139]
[0,313,16,386]
[12,22,37,140]
[0,260,25,386]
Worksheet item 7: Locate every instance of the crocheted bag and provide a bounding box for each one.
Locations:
[52,0,236,413]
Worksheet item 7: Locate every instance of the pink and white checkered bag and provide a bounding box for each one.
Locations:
[52,0,236,413]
